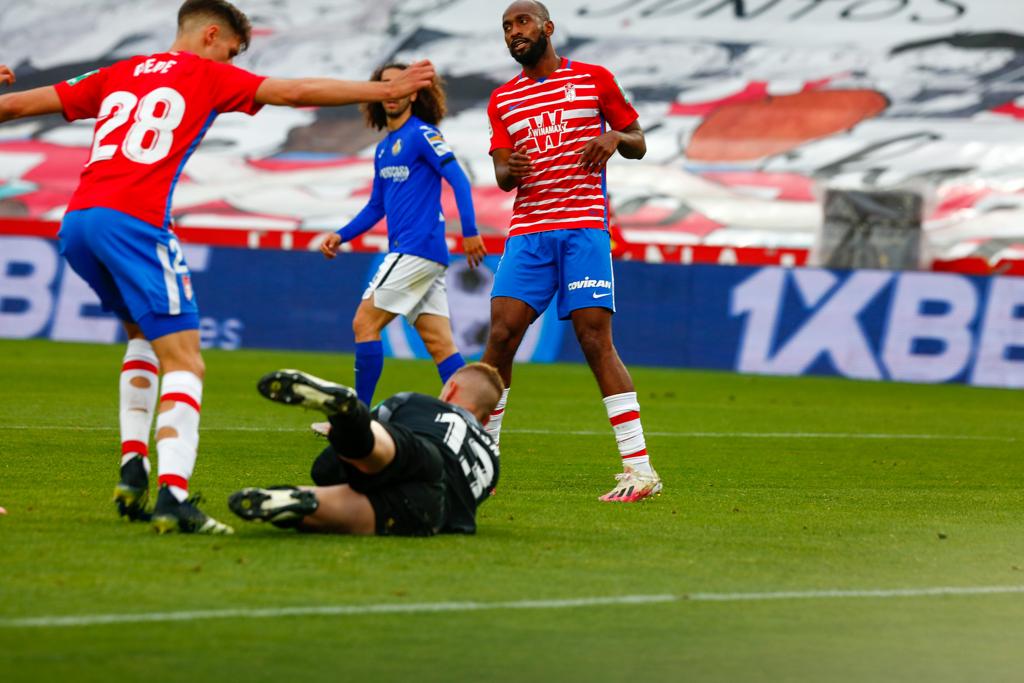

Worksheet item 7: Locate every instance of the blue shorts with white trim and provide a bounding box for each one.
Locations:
[59,207,199,340]
[491,228,615,320]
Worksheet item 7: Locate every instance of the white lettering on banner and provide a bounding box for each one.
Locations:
[972,277,1024,389]
[0,237,57,338]
[732,268,891,379]
[732,268,787,373]
[51,267,120,343]
[732,267,1024,388]
[770,270,890,379]
[0,237,242,349]
[882,273,976,382]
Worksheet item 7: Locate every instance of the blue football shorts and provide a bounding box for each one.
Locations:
[491,228,615,320]
[59,207,200,340]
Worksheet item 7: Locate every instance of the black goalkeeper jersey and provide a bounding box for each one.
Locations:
[373,392,500,534]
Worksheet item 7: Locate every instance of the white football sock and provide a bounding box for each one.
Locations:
[485,388,509,446]
[603,392,653,474]
[156,371,203,502]
[119,339,159,474]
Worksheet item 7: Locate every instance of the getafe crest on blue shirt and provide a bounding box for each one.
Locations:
[391,138,403,156]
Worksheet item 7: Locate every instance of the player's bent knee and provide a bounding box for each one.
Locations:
[311,446,346,486]
[486,320,523,351]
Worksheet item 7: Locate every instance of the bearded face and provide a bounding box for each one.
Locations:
[509,31,549,66]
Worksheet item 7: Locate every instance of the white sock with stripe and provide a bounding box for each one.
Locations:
[485,388,509,446]
[119,339,159,474]
[603,392,653,474]
[156,371,203,502]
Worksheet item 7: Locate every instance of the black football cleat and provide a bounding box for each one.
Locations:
[256,369,359,417]
[228,486,319,529]
[113,456,151,522]
[151,485,233,535]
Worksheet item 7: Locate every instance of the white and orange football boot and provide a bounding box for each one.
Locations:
[599,466,663,503]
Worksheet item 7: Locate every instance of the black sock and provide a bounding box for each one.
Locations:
[327,399,375,459]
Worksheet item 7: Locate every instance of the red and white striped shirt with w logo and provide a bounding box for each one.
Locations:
[488,58,638,237]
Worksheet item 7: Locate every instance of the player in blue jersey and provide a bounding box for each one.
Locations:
[320,63,485,407]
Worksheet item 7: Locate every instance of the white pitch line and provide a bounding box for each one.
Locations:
[0,425,1017,442]
[2,585,1022,629]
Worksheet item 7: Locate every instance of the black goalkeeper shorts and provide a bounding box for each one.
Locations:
[310,423,446,537]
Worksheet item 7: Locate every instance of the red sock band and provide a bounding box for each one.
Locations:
[121,440,149,457]
[158,474,188,491]
[122,360,159,375]
[160,392,201,412]
[610,410,640,426]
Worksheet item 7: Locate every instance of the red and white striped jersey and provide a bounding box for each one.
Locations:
[488,57,638,237]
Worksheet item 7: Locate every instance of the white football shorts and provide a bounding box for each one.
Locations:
[363,253,450,321]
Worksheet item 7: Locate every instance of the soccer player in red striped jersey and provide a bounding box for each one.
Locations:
[0,0,435,533]
[482,1,662,502]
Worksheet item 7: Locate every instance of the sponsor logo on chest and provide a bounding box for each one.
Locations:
[526,109,567,154]
[379,165,410,182]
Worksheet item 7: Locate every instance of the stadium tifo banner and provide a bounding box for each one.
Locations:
[2,236,1022,389]
[2,1,1024,267]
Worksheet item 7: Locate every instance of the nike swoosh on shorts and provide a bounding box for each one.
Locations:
[592,292,612,299]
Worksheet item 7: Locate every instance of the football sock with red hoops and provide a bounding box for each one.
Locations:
[603,392,653,474]
[436,352,465,385]
[354,340,384,406]
[156,371,203,502]
[484,388,509,446]
[119,339,159,474]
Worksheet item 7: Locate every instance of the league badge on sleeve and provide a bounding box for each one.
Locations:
[423,129,453,157]
[65,69,99,86]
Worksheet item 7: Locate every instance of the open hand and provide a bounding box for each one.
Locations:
[388,60,436,99]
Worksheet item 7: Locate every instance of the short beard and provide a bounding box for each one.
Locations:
[385,101,411,119]
[510,33,548,66]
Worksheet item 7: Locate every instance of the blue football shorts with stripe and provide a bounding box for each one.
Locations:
[491,227,615,320]
[59,207,200,340]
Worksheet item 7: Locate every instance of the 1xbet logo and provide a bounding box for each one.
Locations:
[731,268,1024,387]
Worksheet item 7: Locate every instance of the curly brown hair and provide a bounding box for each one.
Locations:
[361,62,447,131]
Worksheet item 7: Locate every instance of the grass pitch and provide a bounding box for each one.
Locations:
[0,338,1022,682]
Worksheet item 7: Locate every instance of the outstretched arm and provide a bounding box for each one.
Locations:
[0,78,63,124]
[255,60,435,107]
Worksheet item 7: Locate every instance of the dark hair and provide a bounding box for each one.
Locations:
[178,0,253,53]
[361,62,447,131]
